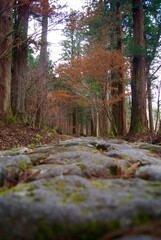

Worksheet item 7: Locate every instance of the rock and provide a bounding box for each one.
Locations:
[0,177,161,239]
[29,145,56,153]
[0,165,8,186]
[136,165,161,180]
[0,155,31,167]
[32,150,118,180]
[0,155,32,187]
[59,137,96,146]
[105,146,161,165]
[138,143,161,153]
[0,147,30,157]
[45,151,94,164]
[32,163,82,179]
[28,152,49,165]
[0,137,161,239]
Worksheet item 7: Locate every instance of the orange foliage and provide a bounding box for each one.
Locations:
[48,89,76,104]
[52,44,128,111]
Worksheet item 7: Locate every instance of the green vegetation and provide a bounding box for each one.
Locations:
[0,184,28,196]
[35,223,54,240]
[44,180,86,204]
[62,191,86,204]
[91,180,110,189]
[132,212,152,226]
[35,220,121,240]
[6,112,17,125]
[76,163,86,171]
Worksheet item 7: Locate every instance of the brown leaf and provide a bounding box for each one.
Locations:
[123,162,140,179]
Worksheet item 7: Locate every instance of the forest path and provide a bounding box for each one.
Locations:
[0,137,161,240]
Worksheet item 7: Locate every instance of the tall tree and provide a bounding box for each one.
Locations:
[61,10,83,62]
[35,0,49,127]
[61,10,84,135]
[120,0,160,132]
[110,0,126,135]
[129,0,147,133]
[11,0,30,120]
[144,0,161,132]
[0,0,13,118]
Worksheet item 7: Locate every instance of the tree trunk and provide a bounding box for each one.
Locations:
[129,0,147,134]
[147,70,154,132]
[35,0,48,127]
[111,0,126,136]
[11,0,29,120]
[0,0,13,118]
[155,80,161,131]
[144,17,161,132]
[73,106,78,135]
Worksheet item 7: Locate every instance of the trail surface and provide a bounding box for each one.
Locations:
[0,137,161,240]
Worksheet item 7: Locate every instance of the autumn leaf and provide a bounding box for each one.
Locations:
[123,162,140,179]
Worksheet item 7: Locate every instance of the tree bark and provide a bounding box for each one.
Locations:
[145,18,161,132]
[0,0,13,118]
[35,0,48,127]
[73,106,78,135]
[155,80,161,131]
[129,0,147,134]
[147,68,154,132]
[12,0,29,120]
[111,0,126,136]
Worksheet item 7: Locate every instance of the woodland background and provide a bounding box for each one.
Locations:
[0,0,161,139]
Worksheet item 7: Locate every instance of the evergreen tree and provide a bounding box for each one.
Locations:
[129,0,147,133]
[0,0,13,118]
[144,0,161,132]
[12,0,30,120]
[61,10,83,61]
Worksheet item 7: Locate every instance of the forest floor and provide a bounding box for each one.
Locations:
[0,123,161,150]
[0,124,72,150]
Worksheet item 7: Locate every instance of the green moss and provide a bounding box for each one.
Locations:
[69,220,120,240]
[35,133,43,142]
[148,182,161,188]
[35,220,121,240]
[43,180,67,191]
[115,195,135,204]
[19,159,31,169]
[139,144,161,153]
[77,163,86,171]
[62,191,86,204]
[0,187,14,196]
[91,180,109,189]
[120,154,128,159]
[6,112,17,125]
[47,130,56,137]
[35,222,57,240]
[28,143,39,148]
[25,185,38,197]
[0,184,28,196]
[44,180,86,204]
[74,182,86,189]
[132,212,152,226]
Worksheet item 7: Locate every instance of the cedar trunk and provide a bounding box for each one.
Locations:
[12,0,29,119]
[147,71,154,132]
[35,0,48,127]
[111,0,126,136]
[0,1,13,118]
[73,106,78,135]
[129,0,147,134]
